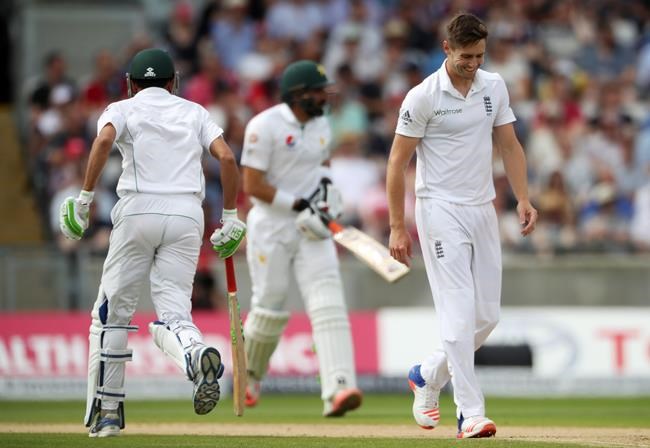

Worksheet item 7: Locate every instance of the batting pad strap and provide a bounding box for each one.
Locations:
[100,348,133,363]
[103,324,139,332]
[96,386,126,400]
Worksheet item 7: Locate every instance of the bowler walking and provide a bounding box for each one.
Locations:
[386,13,537,439]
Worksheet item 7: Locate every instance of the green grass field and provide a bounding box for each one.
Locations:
[1,394,649,447]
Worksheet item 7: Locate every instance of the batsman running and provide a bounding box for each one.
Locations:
[59,48,246,437]
[240,60,362,417]
[386,14,537,439]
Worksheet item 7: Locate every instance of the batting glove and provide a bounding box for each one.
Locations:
[310,178,344,222]
[295,207,331,240]
[59,190,94,240]
[210,209,247,259]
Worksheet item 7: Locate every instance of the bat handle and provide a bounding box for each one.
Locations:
[328,220,344,234]
[225,256,237,293]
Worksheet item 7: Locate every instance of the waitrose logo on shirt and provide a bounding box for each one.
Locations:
[433,108,463,116]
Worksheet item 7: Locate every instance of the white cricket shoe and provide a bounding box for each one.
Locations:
[323,388,363,417]
[408,364,440,429]
[190,346,224,415]
[456,414,497,438]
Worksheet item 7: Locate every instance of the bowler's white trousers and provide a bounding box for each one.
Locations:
[415,197,501,418]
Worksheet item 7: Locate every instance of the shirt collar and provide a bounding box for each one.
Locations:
[438,59,486,97]
[279,103,301,125]
[134,87,171,98]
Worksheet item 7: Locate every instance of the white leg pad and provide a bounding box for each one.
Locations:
[243,307,290,380]
[305,279,357,401]
[149,320,205,380]
[84,319,138,428]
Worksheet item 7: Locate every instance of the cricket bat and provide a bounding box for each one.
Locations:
[327,221,410,283]
[224,256,246,416]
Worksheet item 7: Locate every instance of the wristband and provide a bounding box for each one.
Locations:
[319,165,332,180]
[222,208,238,218]
[271,190,295,212]
[79,190,94,204]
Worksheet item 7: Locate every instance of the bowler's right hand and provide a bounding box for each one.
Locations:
[389,226,412,267]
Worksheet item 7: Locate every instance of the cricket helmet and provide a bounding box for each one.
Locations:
[280,60,332,102]
[128,48,175,80]
[126,48,179,96]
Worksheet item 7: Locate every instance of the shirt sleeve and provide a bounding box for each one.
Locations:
[241,115,273,171]
[493,75,516,127]
[199,107,224,149]
[322,119,333,162]
[395,86,430,138]
[97,103,126,137]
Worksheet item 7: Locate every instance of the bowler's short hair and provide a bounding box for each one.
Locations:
[446,13,488,48]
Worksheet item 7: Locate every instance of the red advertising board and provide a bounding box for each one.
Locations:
[0,312,379,378]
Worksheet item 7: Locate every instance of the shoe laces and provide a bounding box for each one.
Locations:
[416,382,439,409]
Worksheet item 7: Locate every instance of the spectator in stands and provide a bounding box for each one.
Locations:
[182,42,235,107]
[210,0,256,73]
[265,0,323,44]
[532,170,578,254]
[162,1,198,77]
[28,51,77,113]
[323,0,384,83]
[81,49,126,116]
[580,181,633,252]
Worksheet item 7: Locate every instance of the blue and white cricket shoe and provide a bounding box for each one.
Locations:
[88,413,120,438]
[408,364,441,429]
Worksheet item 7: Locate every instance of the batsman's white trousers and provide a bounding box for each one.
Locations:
[97,194,204,326]
[245,207,342,311]
[245,205,357,399]
[415,198,501,419]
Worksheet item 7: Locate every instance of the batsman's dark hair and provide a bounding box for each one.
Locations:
[132,77,173,89]
[446,12,488,48]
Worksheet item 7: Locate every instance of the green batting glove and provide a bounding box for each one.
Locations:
[210,209,247,259]
[59,190,94,240]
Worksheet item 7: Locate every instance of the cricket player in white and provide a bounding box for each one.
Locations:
[240,60,362,417]
[59,49,246,437]
[386,14,538,439]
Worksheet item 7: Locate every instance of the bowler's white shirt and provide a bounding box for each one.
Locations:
[97,87,223,201]
[241,103,331,211]
[396,61,516,205]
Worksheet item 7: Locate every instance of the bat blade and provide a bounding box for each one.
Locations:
[329,222,410,283]
[225,257,246,417]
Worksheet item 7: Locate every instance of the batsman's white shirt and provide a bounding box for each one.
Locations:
[396,63,515,205]
[396,62,515,419]
[242,103,331,212]
[96,87,223,325]
[98,87,223,226]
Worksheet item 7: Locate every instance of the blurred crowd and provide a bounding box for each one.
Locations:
[21,0,650,272]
